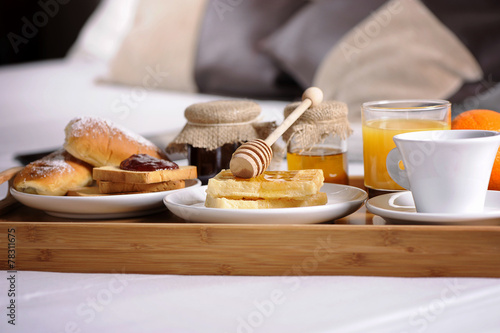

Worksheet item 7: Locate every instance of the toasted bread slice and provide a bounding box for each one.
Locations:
[205,192,327,209]
[66,185,105,196]
[206,169,324,199]
[98,179,185,194]
[93,165,197,184]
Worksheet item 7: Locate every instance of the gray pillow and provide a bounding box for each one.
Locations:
[260,0,500,114]
[420,0,500,116]
[260,0,386,88]
[194,0,306,99]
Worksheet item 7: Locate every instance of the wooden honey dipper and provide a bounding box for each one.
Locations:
[230,87,324,178]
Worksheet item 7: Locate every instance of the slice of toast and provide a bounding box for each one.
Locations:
[97,179,185,194]
[93,165,197,184]
[66,185,104,196]
[205,192,327,209]
[206,169,324,199]
[66,184,140,196]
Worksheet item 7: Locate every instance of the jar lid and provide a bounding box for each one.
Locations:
[185,100,261,124]
[167,100,262,152]
[283,100,352,148]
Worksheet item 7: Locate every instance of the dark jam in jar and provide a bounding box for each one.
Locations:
[120,154,179,172]
[187,142,240,184]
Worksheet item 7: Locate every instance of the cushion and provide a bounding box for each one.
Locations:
[68,0,140,62]
[194,0,306,99]
[420,0,500,114]
[260,0,386,88]
[312,0,482,122]
[105,0,207,93]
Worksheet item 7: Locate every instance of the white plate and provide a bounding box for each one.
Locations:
[11,179,201,219]
[163,183,367,224]
[366,191,500,225]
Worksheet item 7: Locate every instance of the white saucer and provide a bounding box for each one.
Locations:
[11,179,201,219]
[366,191,500,225]
[163,183,367,224]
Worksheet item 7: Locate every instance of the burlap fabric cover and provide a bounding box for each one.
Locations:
[167,100,262,153]
[283,101,352,151]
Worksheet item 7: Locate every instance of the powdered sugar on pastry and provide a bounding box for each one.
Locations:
[13,149,93,196]
[23,150,73,179]
[66,116,156,149]
[63,116,167,167]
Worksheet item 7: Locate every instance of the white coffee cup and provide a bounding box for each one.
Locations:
[386,130,500,214]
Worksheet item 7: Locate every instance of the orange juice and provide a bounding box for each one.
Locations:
[362,118,450,191]
[287,147,348,184]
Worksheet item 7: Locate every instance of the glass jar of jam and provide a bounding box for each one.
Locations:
[167,100,262,184]
[187,142,240,184]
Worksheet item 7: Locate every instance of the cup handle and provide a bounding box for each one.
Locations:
[386,148,411,190]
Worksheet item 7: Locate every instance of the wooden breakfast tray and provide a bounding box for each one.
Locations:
[1,177,499,277]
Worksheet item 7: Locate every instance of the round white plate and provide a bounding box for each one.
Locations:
[366,190,500,225]
[163,183,367,224]
[11,179,201,219]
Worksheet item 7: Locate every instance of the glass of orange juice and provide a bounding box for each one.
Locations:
[362,100,451,195]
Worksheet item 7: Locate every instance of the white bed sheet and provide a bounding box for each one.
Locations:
[0,271,499,332]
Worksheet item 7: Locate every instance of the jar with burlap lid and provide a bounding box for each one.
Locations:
[283,100,352,184]
[167,100,266,184]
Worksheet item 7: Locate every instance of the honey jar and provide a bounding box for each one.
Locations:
[283,101,352,184]
[167,100,263,184]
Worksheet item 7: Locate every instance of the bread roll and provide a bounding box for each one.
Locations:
[64,116,167,167]
[13,149,93,196]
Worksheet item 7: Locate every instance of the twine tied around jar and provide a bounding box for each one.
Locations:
[282,100,352,153]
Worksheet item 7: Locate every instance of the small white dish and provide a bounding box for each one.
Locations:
[11,179,201,219]
[163,183,367,224]
[366,191,500,225]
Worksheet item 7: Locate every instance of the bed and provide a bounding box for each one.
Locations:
[1,1,500,332]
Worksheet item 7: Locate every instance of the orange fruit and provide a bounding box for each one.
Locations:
[451,109,500,190]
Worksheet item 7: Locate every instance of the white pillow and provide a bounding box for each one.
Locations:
[67,0,140,62]
[104,0,206,93]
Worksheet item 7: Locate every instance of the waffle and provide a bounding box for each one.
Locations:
[206,169,324,200]
[205,192,327,209]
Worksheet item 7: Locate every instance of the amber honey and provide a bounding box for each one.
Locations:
[287,147,348,184]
